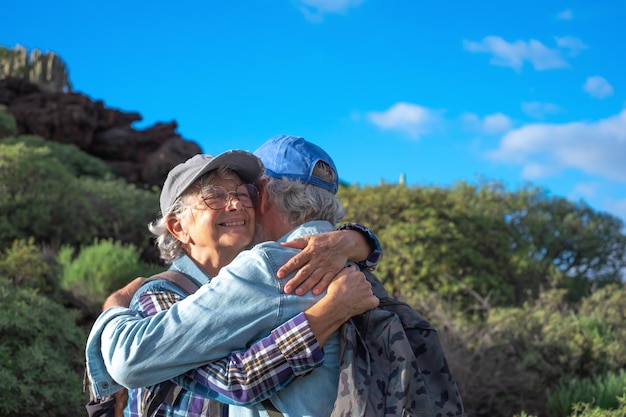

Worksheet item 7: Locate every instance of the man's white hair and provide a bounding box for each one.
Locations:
[264,160,344,226]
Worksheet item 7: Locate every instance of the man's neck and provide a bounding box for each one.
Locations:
[256,206,296,242]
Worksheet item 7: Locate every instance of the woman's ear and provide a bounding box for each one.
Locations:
[166,215,188,244]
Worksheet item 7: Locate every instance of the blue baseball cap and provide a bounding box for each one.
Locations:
[254,135,338,194]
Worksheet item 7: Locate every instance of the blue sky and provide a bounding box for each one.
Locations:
[3,0,626,223]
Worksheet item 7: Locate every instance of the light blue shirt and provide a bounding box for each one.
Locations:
[86,220,340,417]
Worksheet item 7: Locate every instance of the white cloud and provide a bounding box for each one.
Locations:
[583,76,614,99]
[522,101,563,119]
[367,102,442,139]
[483,113,513,133]
[557,9,574,20]
[521,162,559,179]
[463,36,571,72]
[293,0,364,21]
[486,110,626,182]
[555,36,588,56]
[461,112,512,134]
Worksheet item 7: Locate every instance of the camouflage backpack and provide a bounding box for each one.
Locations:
[330,271,466,417]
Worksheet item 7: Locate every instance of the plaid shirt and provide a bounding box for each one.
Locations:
[125,282,323,417]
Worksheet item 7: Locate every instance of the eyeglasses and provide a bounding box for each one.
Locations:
[200,184,258,210]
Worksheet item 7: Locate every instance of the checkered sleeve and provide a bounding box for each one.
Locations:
[170,312,323,405]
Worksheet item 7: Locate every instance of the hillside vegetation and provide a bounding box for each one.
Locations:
[1,48,625,416]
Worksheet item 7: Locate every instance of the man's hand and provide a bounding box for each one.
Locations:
[102,277,147,311]
[279,230,368,295]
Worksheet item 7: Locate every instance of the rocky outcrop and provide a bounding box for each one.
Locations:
[0,76,201,187]
[0,44,72,93]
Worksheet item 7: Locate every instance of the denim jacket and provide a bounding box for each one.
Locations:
[86,221,341,416]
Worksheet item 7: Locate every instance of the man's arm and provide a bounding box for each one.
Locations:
[102,277,145,310]
[278,223,382,295]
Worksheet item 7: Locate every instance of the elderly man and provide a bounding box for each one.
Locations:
[87,135,379,416]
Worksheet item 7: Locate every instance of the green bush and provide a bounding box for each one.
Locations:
[520,395,626,417]
[78,175,159,253]
[338,182,626,310]
[0,238,54,293]
[0,141,80,248]
[432,285,626,417]
[0,281,88,417]
[0,106,17,138]
[569,396,626,417]
[0,139,158,253]
[58,238,162,312]
[0,134,110,178]
[488,286,626,377]
[547,370,626,417]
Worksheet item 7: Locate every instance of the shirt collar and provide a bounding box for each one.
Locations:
[170,254,212,285]
[278,220,335,243]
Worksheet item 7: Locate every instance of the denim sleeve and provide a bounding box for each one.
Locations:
[85,306,140,397]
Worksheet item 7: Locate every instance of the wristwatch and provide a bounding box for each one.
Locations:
[337,223,382,270]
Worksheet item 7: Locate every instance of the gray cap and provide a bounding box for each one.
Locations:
[159,150,265,215]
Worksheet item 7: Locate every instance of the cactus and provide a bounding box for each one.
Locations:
[0,45,29,80]
[0,44,72,93]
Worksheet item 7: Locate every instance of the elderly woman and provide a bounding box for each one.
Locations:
[92,150,380,417]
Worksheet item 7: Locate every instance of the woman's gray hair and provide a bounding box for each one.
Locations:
[264,160,344,226]
[149,168,243,264]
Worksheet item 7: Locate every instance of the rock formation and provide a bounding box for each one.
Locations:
[0,76,201,188]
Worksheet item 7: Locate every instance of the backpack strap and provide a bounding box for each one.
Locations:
[139,270,206,417]
[144,380,183,417]
[145,269,201,296]
[208,399,224,417]
[262,399,284,417]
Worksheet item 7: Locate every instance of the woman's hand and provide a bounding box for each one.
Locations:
[303,265,379,346]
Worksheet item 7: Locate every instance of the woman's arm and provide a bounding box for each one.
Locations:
[108,267,377,406]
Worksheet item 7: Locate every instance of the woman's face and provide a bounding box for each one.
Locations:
[178,174,256,267]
